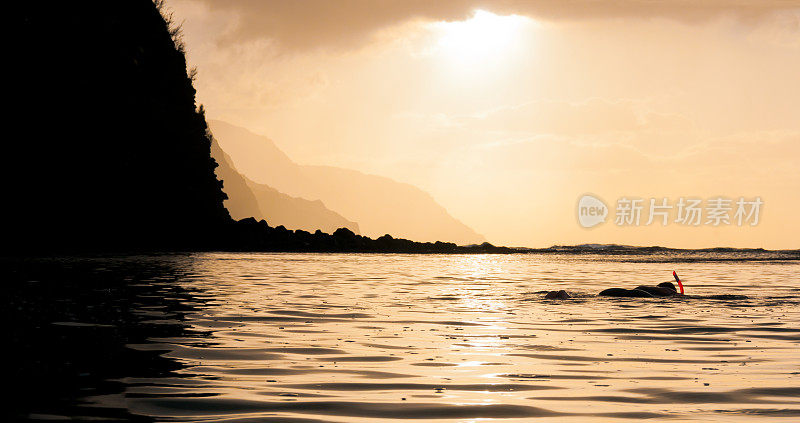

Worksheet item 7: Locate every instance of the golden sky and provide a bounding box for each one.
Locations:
[169,0,800,249]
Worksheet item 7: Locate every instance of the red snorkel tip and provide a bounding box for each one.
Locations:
[673,271,684,295]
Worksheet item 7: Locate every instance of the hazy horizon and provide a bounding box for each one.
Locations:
[169,0,800,249]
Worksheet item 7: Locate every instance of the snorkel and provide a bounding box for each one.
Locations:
[673,271,684,295]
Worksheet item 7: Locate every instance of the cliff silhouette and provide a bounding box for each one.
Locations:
[5,0,510,254]
[8,0,229,250]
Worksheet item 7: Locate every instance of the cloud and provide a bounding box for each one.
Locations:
[456,98,694,135]
[669,130,800,177]
[195,0,800,51]
[469,134,656,173]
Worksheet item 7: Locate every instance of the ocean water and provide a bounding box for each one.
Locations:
[7,252,800,422]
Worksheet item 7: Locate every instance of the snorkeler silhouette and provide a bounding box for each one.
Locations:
[599,281,679,297]
[544,271,685,299]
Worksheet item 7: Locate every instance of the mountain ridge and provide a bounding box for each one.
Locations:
[209,120,486,245]
[211,138,360,234]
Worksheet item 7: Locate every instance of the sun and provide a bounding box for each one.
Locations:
[433,10,528,65]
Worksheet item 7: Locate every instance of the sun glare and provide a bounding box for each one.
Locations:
[434,10,528,64]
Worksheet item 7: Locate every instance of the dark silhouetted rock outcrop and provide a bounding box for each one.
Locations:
[222,219,515,253]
